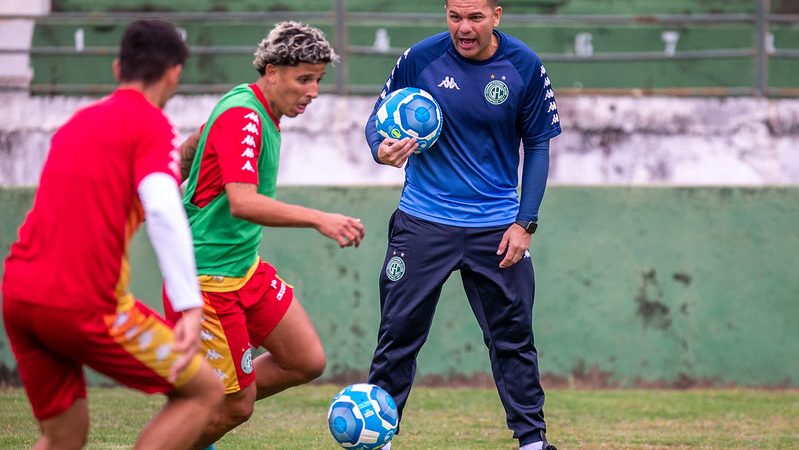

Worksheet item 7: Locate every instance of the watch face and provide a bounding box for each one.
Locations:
[516,220,537,234]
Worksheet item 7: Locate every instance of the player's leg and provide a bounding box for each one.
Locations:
[134,362,223,450]
[34,399,89,450]
[460,225,547,447]
[368,210,460,420]
[253,297,326,399]
[183,292,259,447]
[189,385,256,450]
[83,301,223,450]
[228,260,325,399]
[3,298,90,450]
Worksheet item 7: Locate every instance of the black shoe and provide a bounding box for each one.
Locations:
[521,431,558,450]
[542,432,557,450]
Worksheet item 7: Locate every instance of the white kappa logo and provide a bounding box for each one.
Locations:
[244,112,260,124]
[242,123,260,135]
[437,76,460,90]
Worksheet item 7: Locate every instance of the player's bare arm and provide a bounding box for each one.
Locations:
[179,129,201,181]
[377,137,418,168]
[497,223,532,269]
[225,182,365,248]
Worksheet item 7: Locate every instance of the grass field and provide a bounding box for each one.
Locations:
[1,385,798,449]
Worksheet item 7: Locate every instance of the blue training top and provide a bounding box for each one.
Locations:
[365,30,562,227]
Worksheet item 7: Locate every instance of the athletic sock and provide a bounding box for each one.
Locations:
[519,441,543,450]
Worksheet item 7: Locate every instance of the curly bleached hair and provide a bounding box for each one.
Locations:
[253,21,339,75]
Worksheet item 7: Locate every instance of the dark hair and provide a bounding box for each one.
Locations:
[446,0,499,7]
[118,20,189,85]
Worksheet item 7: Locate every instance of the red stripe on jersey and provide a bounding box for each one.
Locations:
[192,106,263,208]
[249,84,280,132]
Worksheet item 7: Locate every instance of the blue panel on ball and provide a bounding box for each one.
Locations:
[375,87,443,153]
[328,403,363,445]
[371,387,398,426]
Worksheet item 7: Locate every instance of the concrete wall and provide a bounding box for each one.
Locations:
[2,186,798,387]
[2,93,799,187]
[0,0,49,89]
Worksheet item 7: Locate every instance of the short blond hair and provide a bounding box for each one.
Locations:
[253,21,339,75]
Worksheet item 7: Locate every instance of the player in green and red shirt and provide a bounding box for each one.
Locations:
[2,20,223,450]
[163,21,366,448]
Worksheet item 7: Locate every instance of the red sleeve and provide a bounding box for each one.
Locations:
[133,110,181,187]
[207,107,262,186]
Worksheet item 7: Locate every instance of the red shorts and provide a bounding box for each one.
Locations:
[3,298,203,420]
[164,260,294,394]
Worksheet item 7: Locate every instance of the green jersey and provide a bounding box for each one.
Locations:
[183,84,281,278]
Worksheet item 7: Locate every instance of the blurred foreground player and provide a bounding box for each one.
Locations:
[2,20,223,450]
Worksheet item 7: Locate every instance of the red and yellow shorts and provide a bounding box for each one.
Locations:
[3,297,203,421]
[164,259,294,394]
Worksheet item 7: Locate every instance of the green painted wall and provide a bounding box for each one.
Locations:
[29,1,799,93]
[1,186,798,386]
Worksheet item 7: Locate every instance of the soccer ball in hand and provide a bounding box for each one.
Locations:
[375,87,443,153]
[327,383,398,450]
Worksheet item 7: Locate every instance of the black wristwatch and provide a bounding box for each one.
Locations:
[514,219,538,234]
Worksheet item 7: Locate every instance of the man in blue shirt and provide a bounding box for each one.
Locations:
[364,1,561,449]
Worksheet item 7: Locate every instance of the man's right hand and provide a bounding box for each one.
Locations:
[169,306,204,383]
[377,137,418,168]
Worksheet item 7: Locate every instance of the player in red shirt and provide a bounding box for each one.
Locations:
[2,20,223,450]
[169,22,366,449]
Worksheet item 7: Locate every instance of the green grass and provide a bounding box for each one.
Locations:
[1,385,798,449]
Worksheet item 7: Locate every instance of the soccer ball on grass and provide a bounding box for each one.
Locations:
[375,87,443,153]
[327,383,398,449]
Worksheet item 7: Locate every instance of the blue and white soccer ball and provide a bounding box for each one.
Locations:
[375,87,443,153]
[327,383,398,450]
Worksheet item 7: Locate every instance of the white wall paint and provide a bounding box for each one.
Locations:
[1,93,798,187]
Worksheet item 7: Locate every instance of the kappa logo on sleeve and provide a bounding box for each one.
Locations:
[244,112,260,124]
[239,111,260,173]
[242,122,260,135]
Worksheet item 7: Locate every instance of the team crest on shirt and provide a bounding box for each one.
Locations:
[484,76,509,105]
[385,255,406,282]
[241,347,253,374]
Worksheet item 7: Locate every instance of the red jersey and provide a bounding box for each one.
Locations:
[2,89,181,313]
[191,85,278,208]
